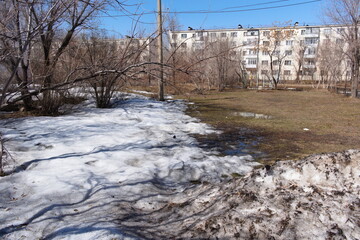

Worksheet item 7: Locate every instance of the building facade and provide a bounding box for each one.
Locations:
[169,24,351,87]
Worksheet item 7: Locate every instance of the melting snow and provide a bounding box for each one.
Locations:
[0,94,257,239]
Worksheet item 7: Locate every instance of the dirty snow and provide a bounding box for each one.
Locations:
[130,150,360,239]
[0,94,257,239]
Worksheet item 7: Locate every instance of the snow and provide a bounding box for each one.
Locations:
[0,93,258,239]
[138,150,360,239]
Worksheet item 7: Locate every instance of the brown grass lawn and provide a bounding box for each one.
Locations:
[183,89,360,163]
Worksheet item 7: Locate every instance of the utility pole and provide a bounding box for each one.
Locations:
[157,0,165,101]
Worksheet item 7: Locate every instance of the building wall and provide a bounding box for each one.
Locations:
[169,24,350,85]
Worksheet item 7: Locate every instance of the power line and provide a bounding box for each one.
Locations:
[221,0,290,10]
[98,0,322,18]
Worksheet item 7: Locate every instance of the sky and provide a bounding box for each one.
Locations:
[98,0,327,37]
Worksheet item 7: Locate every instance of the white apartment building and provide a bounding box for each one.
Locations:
[169,24,351,86]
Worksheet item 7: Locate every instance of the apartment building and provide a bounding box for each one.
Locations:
[111,37,157,63]
[169,24,350,86]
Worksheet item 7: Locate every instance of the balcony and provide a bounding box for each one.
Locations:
[304,54,316,59]
[301,28,320,37]
[303,64,316,69]
[245,63,257,69]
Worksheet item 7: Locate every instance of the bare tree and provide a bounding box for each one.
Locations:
[259,27,294,89]
[317,39,346,88]
[164,13,181,87]
[0,0,62,110]
[324,0,360,97]
[293,44,306,83]
[0,0,127,113]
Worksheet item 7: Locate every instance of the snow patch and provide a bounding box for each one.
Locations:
[0,94,257,239]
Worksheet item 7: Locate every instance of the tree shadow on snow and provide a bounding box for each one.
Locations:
[0,170,220,240]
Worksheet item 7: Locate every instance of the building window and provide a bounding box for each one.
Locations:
[172,34,177,40]
[305,48,316,55]
[301,30,306,35]
[210,32,217,38]
[261,70,268,75]
[243,39,257,46]
[285,50,292,55]
[305,37,319,45]
[263,41,270,46]
[197,32,204,37]
[337,28,345,34]
[273,70,279,75]
[284,70,291,75]
[248,49,257,55]
[263,31,270,36]
[305,59,316,65]
[231,41,237,47]
[275,41,281,46]
[171,43,177,48]
[231,32,238,37]
[192,33,196,38]
[274,50,280,56]
[247,58,257,65]
[286,40,293,46]
[284,60,292,65]
[262,60,268,66]
[221,32,227,38]
[306,27,320,34]
[323,28,331,35]
[303,70,315,76]
[262,50,269,56]
[181,34,187,39]
[336,38,345,44]
[273,60,279,65]
[181,42,187,48]
[193,42,204,49]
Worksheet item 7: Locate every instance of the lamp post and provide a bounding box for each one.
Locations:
[157,0,164,101]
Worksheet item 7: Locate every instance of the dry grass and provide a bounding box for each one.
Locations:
[183,89,360,162]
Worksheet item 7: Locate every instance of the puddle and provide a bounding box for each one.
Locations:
[193,127,266,160]
[233,112,273,119]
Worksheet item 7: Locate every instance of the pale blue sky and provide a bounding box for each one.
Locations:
[99,0,326,37]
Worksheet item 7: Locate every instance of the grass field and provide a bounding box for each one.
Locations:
[183,89,360,163]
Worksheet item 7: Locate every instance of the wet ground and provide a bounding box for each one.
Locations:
[192,126,267,162]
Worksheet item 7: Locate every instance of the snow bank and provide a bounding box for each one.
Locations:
[137,150,360,239]
[0,94,257,239]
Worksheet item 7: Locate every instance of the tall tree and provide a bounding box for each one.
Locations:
[324,0,360,97]
[259,27,294,89]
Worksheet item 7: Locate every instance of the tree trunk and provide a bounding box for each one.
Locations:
[351,61,359,97]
